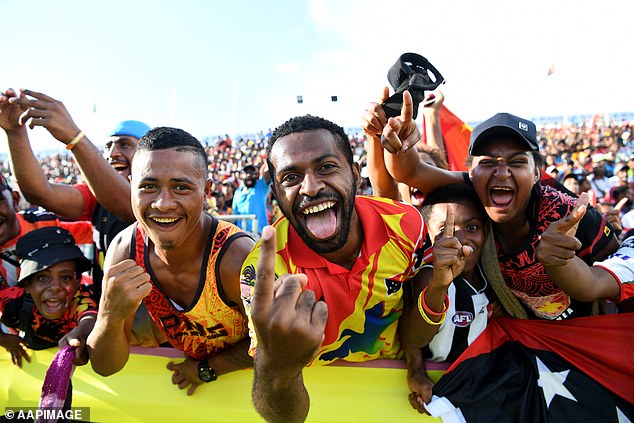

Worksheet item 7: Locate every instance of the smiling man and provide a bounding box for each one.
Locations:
[239,115,426,422]
[87,127,255,395]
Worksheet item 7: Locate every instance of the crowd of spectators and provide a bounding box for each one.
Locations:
[3,116,633,225]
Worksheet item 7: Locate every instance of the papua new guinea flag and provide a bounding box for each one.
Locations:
[426,314,634,423]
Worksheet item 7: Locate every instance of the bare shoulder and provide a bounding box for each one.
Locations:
[103,223,137,268]
[220,234,256,275]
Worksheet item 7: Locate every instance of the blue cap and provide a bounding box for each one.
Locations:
[469,112,538,155]
[109,120,151,139]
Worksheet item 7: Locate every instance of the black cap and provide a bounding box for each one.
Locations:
[242,164,257,173]
[16,226,91,285]
[469,112,538,155]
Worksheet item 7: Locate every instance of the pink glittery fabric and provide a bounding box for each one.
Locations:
[37,345,75,422]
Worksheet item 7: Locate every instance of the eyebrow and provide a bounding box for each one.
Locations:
[477,151,530,159]
[276,153,339,175]
[139,176,196,184]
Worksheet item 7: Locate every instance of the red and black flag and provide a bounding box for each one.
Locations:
[427,314,634,422]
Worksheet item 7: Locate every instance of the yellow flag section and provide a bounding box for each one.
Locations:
[1,347,445,422]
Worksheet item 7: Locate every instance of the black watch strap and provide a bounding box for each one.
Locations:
[198,360,217,383]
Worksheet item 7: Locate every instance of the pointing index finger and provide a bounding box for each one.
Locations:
[400,90,414,123]
[252,225,276,316]
[563,192,588,236]
[444,204,455,238]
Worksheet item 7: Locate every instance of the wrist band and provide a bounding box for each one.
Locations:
[419,303,446,326]
[66,130,85,150]
[420,286,450,316]
[417,287,449,326]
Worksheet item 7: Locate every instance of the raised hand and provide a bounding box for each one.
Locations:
[251,226,328,374]
[100,259,152,322]
[430,205,474,290]
[537,192,589,266]
[9,89,81,144]
[360,87,390,140]
[0,88,28,132]
[381,90,421,155]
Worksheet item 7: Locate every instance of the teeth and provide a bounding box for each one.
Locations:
[153,217,178,223]
[303,201,335,215]
[492,187,512,191]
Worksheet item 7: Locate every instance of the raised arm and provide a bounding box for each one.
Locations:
[9,89,135,222]
[1,89,86,217]
[251,226,328,423]
[537,193,621,301]
[402,205,472,348]
[420,90,447,161]
[382,91,463,195]
[87,227,152,376]
[360,87,400,199]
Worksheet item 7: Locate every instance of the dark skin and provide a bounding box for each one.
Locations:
[88,147,254,395]
[250,226,328,423]
[0,332,30,367]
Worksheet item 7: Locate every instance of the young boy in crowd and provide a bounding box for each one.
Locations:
[402,184,497,413]
[0,226,97,367]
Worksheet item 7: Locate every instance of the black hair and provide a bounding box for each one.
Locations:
[266,115,353,177]
[420,183,487,223]
[135,127,208,171]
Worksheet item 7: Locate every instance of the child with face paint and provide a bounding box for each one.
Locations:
[0,226,96,367]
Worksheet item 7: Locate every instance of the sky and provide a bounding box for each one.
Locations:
[1,0,633,153]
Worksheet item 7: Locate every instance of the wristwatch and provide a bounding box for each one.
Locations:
[198,360,217,383]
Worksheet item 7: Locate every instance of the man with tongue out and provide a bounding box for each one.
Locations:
[240,115,427,422]
[380,91,619,321]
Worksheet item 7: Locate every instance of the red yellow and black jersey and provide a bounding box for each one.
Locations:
[241,196,426,365]
[131,219,250,360]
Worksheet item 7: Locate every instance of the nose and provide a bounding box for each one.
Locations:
[299,171,325,197]
[152,189,177,211]
[46,276,64,291]
[106,141,124,159]
[493,161,511,177]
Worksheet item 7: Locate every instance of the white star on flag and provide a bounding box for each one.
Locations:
[536,356,577,407]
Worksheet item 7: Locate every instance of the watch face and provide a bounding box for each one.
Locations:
[198,362,217,383]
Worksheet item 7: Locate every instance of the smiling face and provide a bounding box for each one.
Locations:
[131,148,209,251]
[104,136,140,178]
[269,129,359,254]
[427,201,486,274]
[24,260,79,320]
[469,136,539,226]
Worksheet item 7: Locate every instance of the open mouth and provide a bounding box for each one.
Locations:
[301,200,338,239]
[410,189,425,202]
[150,217,181,227]
[110,162,129,173]
[489,186,514,207]
[42,298,66,317]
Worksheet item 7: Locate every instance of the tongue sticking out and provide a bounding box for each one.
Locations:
[491,190,513,206]
[305,208,338,239]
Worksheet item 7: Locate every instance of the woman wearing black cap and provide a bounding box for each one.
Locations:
[376,91,620,320]
[0,226,96,367]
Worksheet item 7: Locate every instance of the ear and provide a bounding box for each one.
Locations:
[352,162,361,190]
[535,167,541,183]
[10,190,20,212]
[204,179,213,197]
